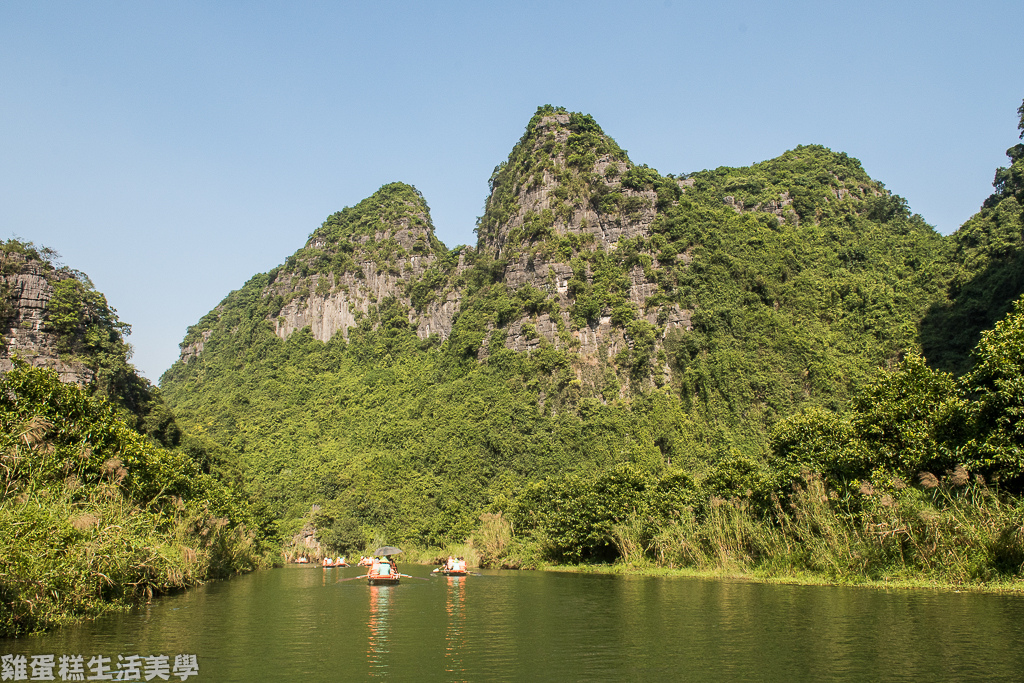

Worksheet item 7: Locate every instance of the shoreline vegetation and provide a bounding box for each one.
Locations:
[384,465,1024,596]
[0,362,274,637]
[5,99,1024,636]
[543,564,1024,594]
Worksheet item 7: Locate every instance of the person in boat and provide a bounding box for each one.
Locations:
[322,556,333,567]
[371,557,392,578]
[454,557,466,572]
[445,555,455,571]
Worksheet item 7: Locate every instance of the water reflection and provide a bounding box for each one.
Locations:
[366,585,392,677]
[444,578,467,680]
[5,567,1024,682]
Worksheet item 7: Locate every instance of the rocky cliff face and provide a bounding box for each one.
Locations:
[472,108,692,362]
[268,250,468,344]
[478,113,660,256]
[178,183,467,361]
[173,108,900,397]
[0,253,94,385]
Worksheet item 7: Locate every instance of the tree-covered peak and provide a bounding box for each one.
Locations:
[686,144,890,224]
[476,106,647,255]
[920,98,1024,374]
[308,182,437,249]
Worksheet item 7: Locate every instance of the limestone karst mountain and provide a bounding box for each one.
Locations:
[157,105,973,551]
[172,106,924,393]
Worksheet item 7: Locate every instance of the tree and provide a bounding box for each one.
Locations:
[956,295,1024,489]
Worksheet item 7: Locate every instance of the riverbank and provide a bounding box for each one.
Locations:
[544,561,1024,594]
[0,365,273,637]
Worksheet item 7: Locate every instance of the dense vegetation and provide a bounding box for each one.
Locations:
[7,99,1024,638]
[921,100,1024,373]
[0,362,270,636]
[0,244,273,636]
[156,99,1024,589]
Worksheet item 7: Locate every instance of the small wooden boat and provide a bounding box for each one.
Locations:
[367,560,400,585]
[440,568,468,577]
[321,557,350,569]
[368,573,400,586]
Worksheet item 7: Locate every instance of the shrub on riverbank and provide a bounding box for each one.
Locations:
[476,471,1024,586]
[645,473,1024,585]
[0,364,271,637]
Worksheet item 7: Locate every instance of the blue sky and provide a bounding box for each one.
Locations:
[1,1,1022,382]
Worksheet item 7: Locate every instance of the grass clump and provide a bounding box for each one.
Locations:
[0,363,270,636]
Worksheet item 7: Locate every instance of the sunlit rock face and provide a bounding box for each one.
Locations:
[0,254,94,386]
[471,110,691,363]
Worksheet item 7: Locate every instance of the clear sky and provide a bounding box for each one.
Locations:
[2,1,1022,383]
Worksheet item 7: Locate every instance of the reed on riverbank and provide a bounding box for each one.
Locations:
[0,365,271,637]
[498,472,1024,589]
[651,473,1024,584]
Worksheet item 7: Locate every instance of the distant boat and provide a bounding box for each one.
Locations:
[432,558,469,576]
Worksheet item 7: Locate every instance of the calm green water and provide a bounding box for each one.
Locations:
[5,565,1024,681]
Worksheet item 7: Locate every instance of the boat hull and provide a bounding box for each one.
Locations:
[442,570,468,577]
[368,576,400,586]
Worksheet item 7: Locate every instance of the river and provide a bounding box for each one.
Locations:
[4,565,1024,681]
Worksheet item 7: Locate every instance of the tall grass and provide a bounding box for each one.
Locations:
[473,471,1024,585]
[0,482,267,636]
[643,473,1024,585]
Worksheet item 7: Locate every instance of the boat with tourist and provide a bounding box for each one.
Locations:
[365,546,405,585]
[367,557,400,585]
[338,547,426,585]
[322,556,348,568]
[432,555,469,576]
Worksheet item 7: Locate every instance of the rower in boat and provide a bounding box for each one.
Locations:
[432,555,469,576]
[368,556,400,585]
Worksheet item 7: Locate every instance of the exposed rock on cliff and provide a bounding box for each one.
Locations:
[178,183,468,362]
[0,251,94,385]
[477,111,660,257]
[468,107,691,364]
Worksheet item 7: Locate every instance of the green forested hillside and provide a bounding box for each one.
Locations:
[158,102,1008,575]
[922,101,1024,373]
